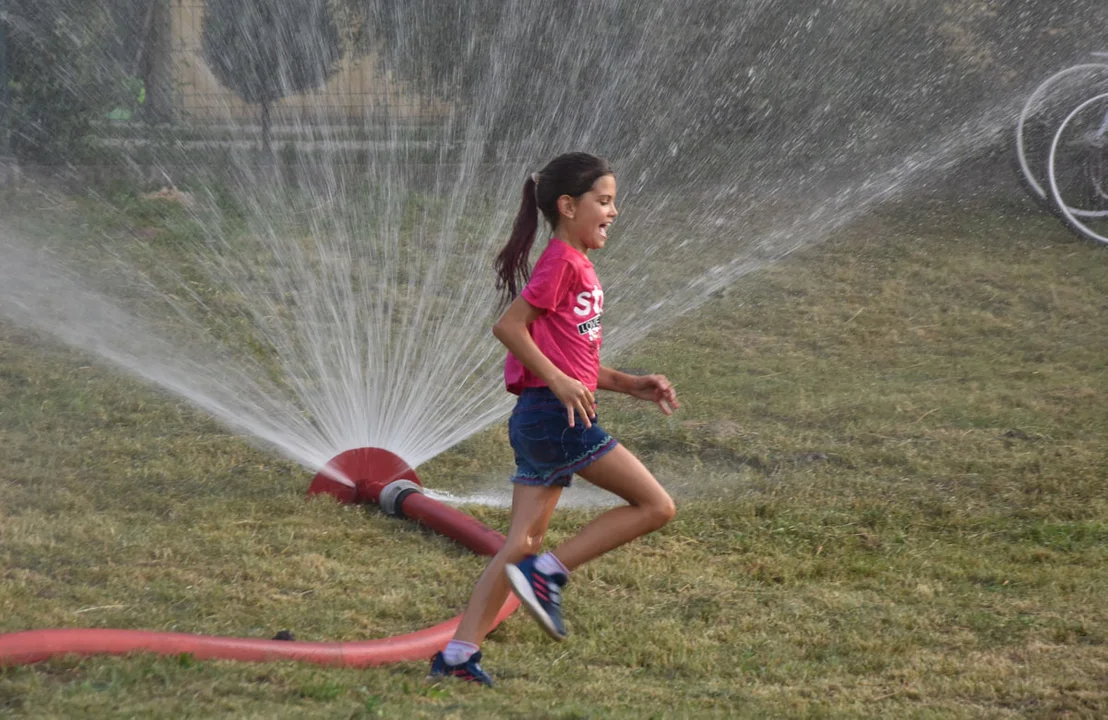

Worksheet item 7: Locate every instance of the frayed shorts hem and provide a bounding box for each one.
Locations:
[510,437,618,488]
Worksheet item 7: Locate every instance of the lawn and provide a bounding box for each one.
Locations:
[1,190,1106,718]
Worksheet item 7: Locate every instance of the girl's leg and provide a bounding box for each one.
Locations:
[549,444,676,570]
[452,483,562,645]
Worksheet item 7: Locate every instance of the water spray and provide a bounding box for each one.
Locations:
[0,448,517,668]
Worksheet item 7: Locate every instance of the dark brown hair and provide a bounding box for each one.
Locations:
[494,152,613,306]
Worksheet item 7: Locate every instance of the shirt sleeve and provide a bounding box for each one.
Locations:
[521,252,572,312]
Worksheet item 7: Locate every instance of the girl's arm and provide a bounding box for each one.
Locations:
[493,295,597,427]
[598,365,680,416]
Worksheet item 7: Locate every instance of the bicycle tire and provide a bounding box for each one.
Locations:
[1016,63,1108,208]
[1048,91,1108,245]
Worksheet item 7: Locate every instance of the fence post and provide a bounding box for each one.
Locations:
[0,3,11,157]
[142,0,175,124]
[0,3,16,186]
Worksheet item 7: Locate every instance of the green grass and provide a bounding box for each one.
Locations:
[2,193,1107,718]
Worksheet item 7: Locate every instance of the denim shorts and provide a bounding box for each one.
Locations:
[508,387,618,487]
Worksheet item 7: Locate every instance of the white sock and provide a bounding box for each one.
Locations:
[535,552,569,577]
[443,640,479,666]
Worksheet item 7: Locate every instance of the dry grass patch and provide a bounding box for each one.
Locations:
[1,195,1107,717]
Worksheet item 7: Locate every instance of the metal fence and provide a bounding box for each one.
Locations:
[165,1,448,128]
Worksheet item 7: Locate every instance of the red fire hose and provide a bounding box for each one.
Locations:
[0,448,517,667]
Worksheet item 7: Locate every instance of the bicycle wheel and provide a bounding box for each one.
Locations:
[1016,62,1108,209]
[1048,91,1108,245]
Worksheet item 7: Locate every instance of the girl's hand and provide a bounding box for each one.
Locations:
[549,374,596,428]
[629,374,680,415]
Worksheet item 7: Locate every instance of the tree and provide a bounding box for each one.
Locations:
[2,0,129,164]
[333,0,1108,174]
[201,0,342,154]
[104,0,174,124]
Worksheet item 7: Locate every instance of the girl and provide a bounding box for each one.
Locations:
[429,152,679,686]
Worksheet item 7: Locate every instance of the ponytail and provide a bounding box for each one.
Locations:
[494,174,539,307]
[494,152,613,309]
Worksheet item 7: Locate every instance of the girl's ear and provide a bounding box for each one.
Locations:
[556,194,576,220]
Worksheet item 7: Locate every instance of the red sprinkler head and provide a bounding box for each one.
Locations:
[307,447,422,507]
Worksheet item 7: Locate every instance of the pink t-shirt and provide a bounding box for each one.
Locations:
[505,238,604,394]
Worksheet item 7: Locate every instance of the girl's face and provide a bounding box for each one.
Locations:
[558,174,618,253]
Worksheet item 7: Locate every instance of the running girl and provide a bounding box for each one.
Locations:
[429,152,679,686]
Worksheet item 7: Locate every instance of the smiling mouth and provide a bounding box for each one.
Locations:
[599,223,611,237]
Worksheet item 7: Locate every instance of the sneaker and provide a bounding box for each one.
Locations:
[505,554,568,641]
[427,650,494,686]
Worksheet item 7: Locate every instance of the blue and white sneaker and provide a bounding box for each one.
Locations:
[428,650,494,686]
[505,554,568,641]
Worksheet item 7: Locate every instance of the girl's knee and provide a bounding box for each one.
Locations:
[642,492,676,531]
[653,494,677,528]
